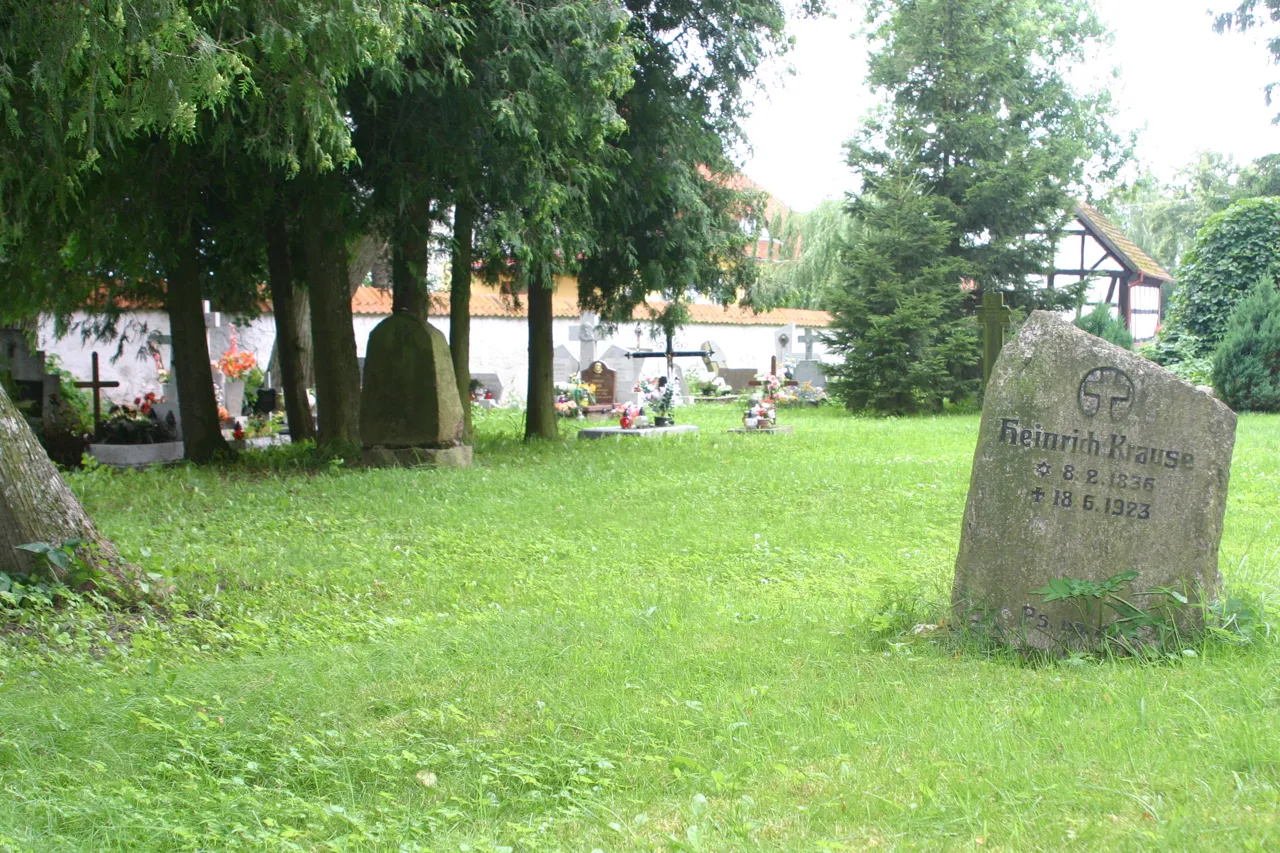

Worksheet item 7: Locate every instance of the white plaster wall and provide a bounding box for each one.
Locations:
[39,311,171,404]
[41,309,832,407]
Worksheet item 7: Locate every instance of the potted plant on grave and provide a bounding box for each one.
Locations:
[637,376,676,426]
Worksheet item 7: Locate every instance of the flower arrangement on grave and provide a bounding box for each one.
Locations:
[98,398,178,445]
[636,376,676,419]
[148,342,171,385]
[245,411,285,438]
[615,402,649,429]
[742,393,777,430]
[554,379,596,418]
[753,372,783,399]
[688,368,733,397]
[773,381,827,407]
[131,391,163,415]
[215,328,257,380]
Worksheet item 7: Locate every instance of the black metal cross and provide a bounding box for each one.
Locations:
[625,332,711,378]
[73,351,120,437]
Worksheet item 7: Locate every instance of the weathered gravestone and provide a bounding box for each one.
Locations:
[953,312,1237,648]
[581,360,617,407]
[791,360,828,389]
[553,345,580,384]
[716,367,758,393]
[471,372,505,405]
[360,313,471,468]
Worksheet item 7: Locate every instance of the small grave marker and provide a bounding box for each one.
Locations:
[74,352,121,437]
[978,290,1014,383]
[953,312,1238,648]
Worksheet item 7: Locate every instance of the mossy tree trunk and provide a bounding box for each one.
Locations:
[302,195,362,455]
[0,382,135,588]
[524,268,558,440]
[165,222,229,463]
[264,214,316,443]
[449,200,476,443]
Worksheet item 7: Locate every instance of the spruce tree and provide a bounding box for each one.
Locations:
[1212,278,1280,412]
[824,173,977,414]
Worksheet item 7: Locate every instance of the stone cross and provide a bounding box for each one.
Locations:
[568,312,599,365]
[978,290,1014,384]
[798,327,820,360]
[74,351,120,437]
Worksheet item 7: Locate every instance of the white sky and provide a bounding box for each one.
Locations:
[741,0,1280,212]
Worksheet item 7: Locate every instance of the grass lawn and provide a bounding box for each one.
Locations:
[2,406,1279,852]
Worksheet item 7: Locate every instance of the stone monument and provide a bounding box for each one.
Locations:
[953,312,1237,648]
[580,360,617,407]
[360,313,471,468]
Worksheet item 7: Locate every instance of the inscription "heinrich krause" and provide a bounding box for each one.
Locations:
[998,417,1194,471]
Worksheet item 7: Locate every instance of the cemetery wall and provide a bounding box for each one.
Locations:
[38,308,833,406]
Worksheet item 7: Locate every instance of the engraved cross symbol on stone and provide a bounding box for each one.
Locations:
[1079,367,1135,420]
[1032,487,1046,503]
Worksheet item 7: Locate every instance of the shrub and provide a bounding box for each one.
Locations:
[1074,303,1133,349]
[1169,197,1280,355]
[1211,278,1280,411]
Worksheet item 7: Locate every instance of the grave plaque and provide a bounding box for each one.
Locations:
[953,312,1237,648]
[581,360,616,406]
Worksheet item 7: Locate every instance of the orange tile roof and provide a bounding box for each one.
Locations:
[1074,202,1174,284]
[351,287,830,327]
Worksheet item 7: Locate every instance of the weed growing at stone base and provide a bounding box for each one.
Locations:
[1,408,1278,851]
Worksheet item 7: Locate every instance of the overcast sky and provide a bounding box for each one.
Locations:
[740,0,1280,212]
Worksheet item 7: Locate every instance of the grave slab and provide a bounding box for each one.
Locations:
[577,424,699,440]
[89,441,185,468]
[728,425,795,435]
[953,312,1237,648]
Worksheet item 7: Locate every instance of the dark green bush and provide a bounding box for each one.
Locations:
[1074,303,1134,349]
[1211,278,1280,412]
[1169,197,1280,356]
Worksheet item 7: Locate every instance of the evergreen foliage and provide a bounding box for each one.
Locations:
[1212,277,1280,412]
[823,175,978,414]
[851,0,1126,299]
[1074,303,1134,350]
[827,0,1121,413]
[1167,197,1280,356]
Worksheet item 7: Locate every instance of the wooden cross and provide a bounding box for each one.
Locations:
[978,291,1014,384]
[74,351,120,437]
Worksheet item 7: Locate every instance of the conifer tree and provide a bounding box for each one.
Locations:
[1211,277,1280,412]
[824,173,977,414]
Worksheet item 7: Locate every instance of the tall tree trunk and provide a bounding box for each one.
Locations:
[449,200,476,443]
[303,200,362,455]
[265,215,316,443]
[166,230,229,463]
[391,241,429,323]
[524,269,558,441]
[0,381,135,589]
